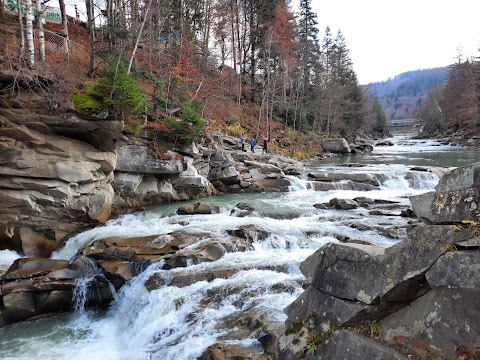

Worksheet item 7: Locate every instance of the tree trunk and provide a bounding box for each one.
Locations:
[86,0,95,76]
[35,0,45,61]
[58,0,69,53]
[17,3,25,57]
[25,0,35,68]
[127,0,153,75]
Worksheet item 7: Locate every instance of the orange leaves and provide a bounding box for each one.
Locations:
[172,44,201,84]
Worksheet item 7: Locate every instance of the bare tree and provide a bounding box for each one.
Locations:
[35,0,45,61]
[25,0,35,68]
[127,0,153,74]
[58,0,69,53]
[17,1,25,57]
[86,0,95,75]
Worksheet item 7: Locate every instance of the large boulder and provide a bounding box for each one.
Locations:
[322,138,351,154]
[410,162,480,223]
[279,221,480,359]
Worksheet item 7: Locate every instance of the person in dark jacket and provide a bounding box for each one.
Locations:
[262,138,268,154]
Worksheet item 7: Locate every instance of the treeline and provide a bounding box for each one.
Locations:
[368,67,448,121]
[417,57,480,136]
[2,0,387,139]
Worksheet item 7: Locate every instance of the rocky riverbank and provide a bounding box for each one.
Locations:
[277,162,480,360]
[0,71,374,328]
[1,70,477,360]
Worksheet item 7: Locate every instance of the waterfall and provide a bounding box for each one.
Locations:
[3,136,479,360]
[406,172,440,190]
[286,175,312,191]
[73,276,96,314]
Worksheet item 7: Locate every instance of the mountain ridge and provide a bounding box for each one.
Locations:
[366,67,449,120]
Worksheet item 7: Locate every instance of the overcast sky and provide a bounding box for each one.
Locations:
[306,0,480,84]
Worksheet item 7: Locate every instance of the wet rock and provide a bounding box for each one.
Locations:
[308,172,380,186]
[177,202,221,215]
[354,196,374,207]
[375,140,394,146]
[311,181,377,192]
[2,258,68,280]
[163,241,226,269]
[2,292,36,323]
[226,225,269,242]
[329,198,359,210]
[230,202,255,217]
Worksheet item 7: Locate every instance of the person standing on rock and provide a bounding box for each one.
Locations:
[240,135,246,152]
[250,137,257,153]
[262,138,268,154]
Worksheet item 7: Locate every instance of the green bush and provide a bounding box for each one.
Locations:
[71,82,102,115]
[166,105,205,143]
[92,63,145,119]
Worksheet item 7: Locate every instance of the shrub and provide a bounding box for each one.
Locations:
[227,123,246,137]
[92,62,145,119]
[71,81,102,115]
[166,105,205,144]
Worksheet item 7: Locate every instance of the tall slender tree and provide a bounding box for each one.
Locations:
[25,0,35,68]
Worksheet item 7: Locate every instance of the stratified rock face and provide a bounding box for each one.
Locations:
[0,76,122,257]
[279,162,480,360]
[113,138,216,208]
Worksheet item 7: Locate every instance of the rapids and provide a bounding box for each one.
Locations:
[1,136,480,360]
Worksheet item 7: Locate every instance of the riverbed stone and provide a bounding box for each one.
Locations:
[177,202,221,215]
[2,292,36,323]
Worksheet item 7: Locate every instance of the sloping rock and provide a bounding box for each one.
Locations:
[308,172,380,186]
[381,287,480,360]
[309,224,456,305]
[410,162,480,223]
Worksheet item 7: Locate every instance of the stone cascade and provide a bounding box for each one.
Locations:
[278,162,480,360]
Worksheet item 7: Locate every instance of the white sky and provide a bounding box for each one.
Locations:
[307,0,480,84]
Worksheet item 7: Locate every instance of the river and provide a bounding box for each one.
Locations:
[1,136,480,360]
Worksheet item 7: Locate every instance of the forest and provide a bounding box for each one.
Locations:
[0,0,391,153]
[416,55,480,138]
[369,67,448,121]
[0,0,478,148]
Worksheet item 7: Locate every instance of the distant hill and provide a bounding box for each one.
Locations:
[366,67,449,120]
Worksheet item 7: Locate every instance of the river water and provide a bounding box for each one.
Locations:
[1,136,480,360]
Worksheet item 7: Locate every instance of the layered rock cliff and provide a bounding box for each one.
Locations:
[0,71,122,257]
